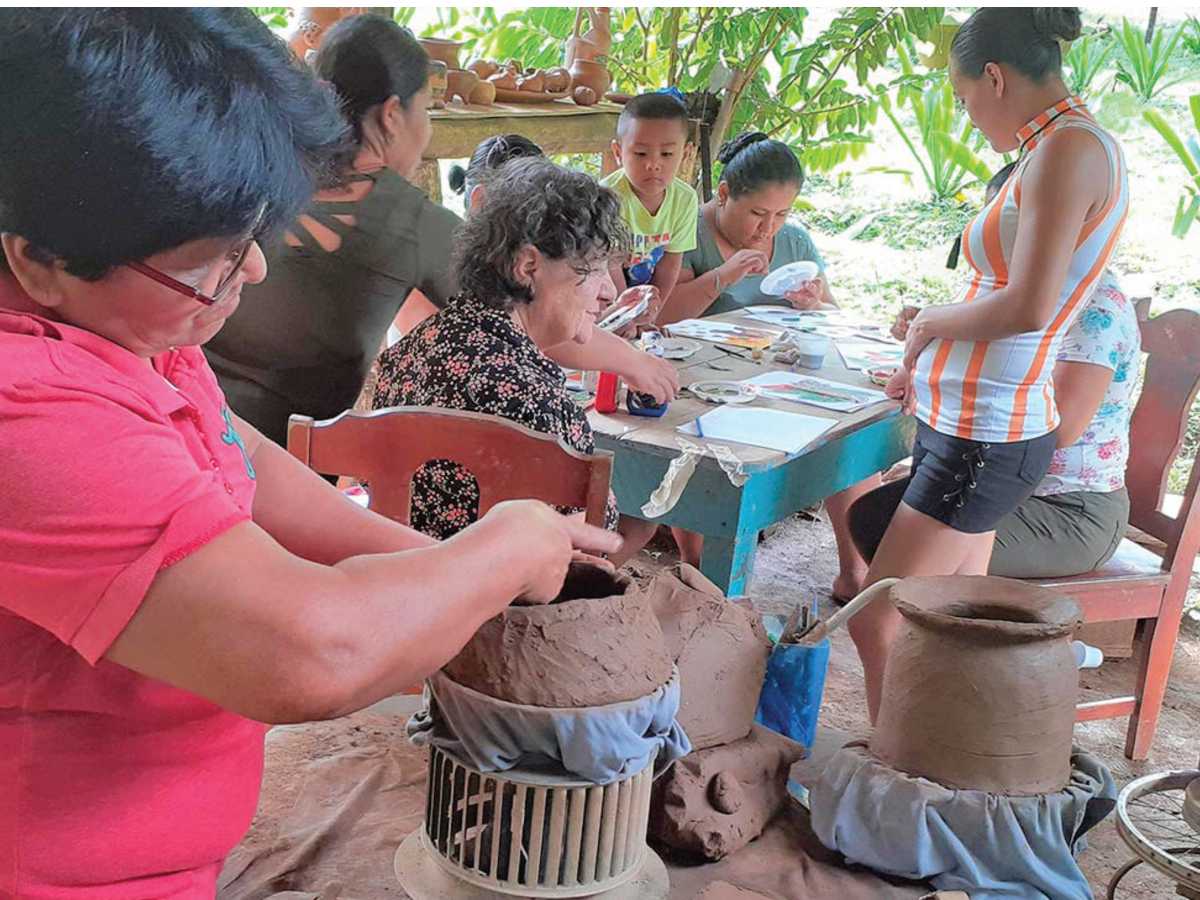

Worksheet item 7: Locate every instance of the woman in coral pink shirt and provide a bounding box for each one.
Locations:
[0,11,618,898]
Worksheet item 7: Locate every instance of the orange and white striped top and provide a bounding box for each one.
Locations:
[913,95,1129,443]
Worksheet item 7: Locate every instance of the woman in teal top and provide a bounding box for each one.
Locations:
[661,132,834,322]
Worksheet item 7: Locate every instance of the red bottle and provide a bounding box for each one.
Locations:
[594,371,620,413]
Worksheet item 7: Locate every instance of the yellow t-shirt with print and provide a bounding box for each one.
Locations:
[600,170,699,286]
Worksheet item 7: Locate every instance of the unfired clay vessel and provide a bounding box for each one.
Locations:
[650,725,803,861]
[443,564,673,708]
[568,58,612,98]
[870,576,1082,796]
[648,564,771,751]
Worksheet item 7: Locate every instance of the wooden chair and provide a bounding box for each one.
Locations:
[287,406,613,528]
[1033,308,1200,760]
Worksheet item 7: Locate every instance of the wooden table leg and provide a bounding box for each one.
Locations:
[699,525,759,597]
[413,159,442,203]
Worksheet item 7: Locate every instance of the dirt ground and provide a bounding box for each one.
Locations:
[636,511,1200,899]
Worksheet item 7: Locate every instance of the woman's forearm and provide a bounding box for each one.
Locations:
[918,287,1051,343]
[660,268,720,325]
[246,419,436,563]
[545,326,636,374]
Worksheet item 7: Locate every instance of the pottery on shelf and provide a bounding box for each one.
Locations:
[444,68,480,104]
[468,79,495,106]
[869,575,1082,796]
[418,37,466,70]
[442,564,673,708]
[426,60,448,109]
[568,58,611,98]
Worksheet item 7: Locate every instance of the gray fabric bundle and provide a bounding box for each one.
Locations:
[810,742,1116,900]
[408,668,691,784]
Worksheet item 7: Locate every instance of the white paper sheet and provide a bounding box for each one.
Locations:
[741,371,884,411]
[678,406,834,454]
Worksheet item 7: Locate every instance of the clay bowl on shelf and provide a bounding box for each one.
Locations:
[444,68,480,104]
[418,37,465,70]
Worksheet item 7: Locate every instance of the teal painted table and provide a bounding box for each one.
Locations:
[590,312,916,595]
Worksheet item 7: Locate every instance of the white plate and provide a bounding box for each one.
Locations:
[597,287,653,332]
[760,260,821,297]
[659,337,702,360]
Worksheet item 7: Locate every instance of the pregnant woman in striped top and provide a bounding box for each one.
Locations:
[849,7,1130,720]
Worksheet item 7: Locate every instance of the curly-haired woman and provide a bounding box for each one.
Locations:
[372,156,658,563]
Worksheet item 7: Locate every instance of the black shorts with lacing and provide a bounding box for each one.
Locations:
[901,420,1058,534]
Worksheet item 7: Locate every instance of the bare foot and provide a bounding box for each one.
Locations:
[832,570,866,602]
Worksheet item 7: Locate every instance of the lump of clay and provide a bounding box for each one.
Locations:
[647,564,771,750]
[572,85,598,106]
[650,725,804,861]
[443,564,673,707]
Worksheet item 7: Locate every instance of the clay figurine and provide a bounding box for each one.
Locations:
[650,725,804,861]
[287,7,365,64]
[468,80,496,106]
[427,60,448,110]
[444,68,480,105]
[568,58,611,98]
[565,7,612,68]
[442,564,673,708]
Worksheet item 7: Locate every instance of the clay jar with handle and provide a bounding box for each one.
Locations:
[568,58,611,98]
[870,576,1082,796]
[443,563,673,708]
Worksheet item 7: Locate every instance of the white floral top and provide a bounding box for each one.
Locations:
[1038,272,1141,496]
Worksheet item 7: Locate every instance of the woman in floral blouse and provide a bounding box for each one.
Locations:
[372,157,657,563]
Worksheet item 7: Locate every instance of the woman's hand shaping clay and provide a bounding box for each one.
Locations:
[487,500,623,604]
[891,304,920,341]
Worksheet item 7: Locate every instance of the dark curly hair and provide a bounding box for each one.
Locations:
[452,157,630,309]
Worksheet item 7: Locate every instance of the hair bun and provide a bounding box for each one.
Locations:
[716,131,769,166]
[448,164,468,195]
[1031,7,1082,43]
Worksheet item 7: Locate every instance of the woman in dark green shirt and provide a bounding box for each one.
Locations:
[661,132,834,324]
[205,15,461,446]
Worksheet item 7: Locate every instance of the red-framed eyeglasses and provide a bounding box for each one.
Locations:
[126,236,258,307]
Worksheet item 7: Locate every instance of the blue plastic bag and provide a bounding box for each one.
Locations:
[755,637,830,756]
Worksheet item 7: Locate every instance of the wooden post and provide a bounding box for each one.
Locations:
[412,159,442,204]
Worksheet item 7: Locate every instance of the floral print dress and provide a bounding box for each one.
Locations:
[371,295,619,539]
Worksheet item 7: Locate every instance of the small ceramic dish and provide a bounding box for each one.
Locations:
[658,337,702,360]
[760,260,821,297]
[868,365,899,387]
[687,380,758,404]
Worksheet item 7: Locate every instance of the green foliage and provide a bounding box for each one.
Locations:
[390,7,942,175]
[1144,98,1200,238]
[879,75,992,202]
[1064,29,1115,97]
[1114,17,1186,101]
[252,6,290,30]
[1182,17,1200,58]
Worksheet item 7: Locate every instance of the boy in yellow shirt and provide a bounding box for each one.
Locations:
[601,92,698,324]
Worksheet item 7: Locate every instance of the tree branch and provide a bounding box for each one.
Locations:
[676,7,713,83]
[633,7,650,63]
[792,8,898,119]
[666,8,683,87]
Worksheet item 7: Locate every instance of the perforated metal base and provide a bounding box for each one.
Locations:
[395,830,669,899]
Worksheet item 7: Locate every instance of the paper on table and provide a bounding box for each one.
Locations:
[666,318,783,351]
[836,340,904,372]
[678,406,834,455]
[742,371,884,411]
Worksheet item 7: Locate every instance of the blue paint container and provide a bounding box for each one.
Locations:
[755,636,830,756]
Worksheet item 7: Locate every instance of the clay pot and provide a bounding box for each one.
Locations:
[418,37,465,70]
[468,80,495,106]
[870,576,1082,796]
[573,85,598,107]
[648,564,770,751]
[568,58,611,97]
[443,564,673,708]
[426,60,448,110]
[444,68,479,104]
[466,58,497,79]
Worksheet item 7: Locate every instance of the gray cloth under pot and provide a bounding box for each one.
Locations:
[810,743,1116,900]
[407,668,692,784]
